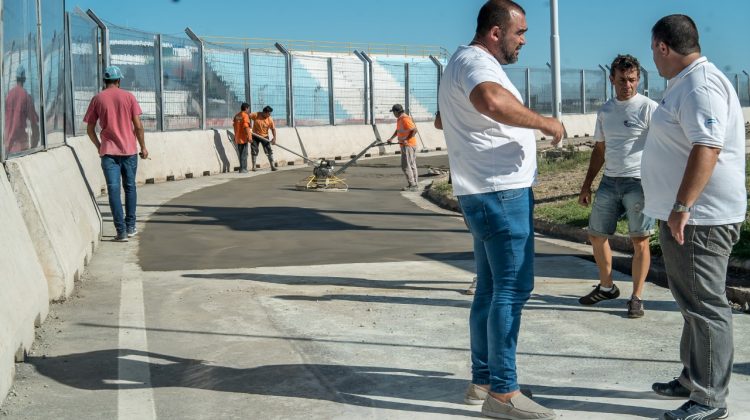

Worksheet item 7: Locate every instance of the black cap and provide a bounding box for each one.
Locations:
[390,104,404,113]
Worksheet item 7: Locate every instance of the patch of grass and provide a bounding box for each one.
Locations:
[430,178,453,197]
[537,147,592,175]
[535,197,628,233]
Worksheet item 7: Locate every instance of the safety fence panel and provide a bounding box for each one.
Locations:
[68,10,98,136]
[108,24,158,130]
[646,73,667,102]
[292,54,330,126]
[41,0,65,147]
[331,56,365,125]
[161,35,202,130]
[504,67,527,105]
[739,75,750,107]
[372,58,405,123]
[249,51,288,127]
[408,60,437,122]
[584,69,606,114]
[2,0,43,157]
[529,68,552,115]
[204,45,245,128]
[561,69,581,114]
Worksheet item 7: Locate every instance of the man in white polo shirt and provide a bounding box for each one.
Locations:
[577,54,658,318]
[641,14,746,420]
[439,1,563,418]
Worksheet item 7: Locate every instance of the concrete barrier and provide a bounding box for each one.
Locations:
[560,114,597,139]
[415,122,447,151]
[0,169,49,403]
[4,146,100,301]
[296,125,380,160]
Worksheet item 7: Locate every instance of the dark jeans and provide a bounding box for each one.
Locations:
[251,137,273,158]
[101,154,138,234]
[660,221,742,408]
[458,187,535,394]
[237,143,249,171]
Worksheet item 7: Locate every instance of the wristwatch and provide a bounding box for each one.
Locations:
[672,201,692,213]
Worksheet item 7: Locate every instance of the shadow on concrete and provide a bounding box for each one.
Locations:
[28,348,689,417]
[182,272,466,293]
[527,294,681,315]
[143,205,466,233]
[216,129,233,173]
[27,349,476,416]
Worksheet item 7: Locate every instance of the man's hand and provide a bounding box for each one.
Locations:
[667,210,690,245]
[542,117,564,146]
[139,147,149,160]
[271,138,276,145]
[578,187,592,207]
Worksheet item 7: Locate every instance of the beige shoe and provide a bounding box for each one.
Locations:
[464,383,489,405]
[465,276,478,295]
[481,393,555,420]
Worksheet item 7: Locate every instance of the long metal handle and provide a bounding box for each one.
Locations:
[333,138,394,176]
[250,133,317,165]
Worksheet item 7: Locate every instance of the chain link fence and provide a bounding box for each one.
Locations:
[249,51,288,126]
[204,44,245,128]
[161,35,202,130]
[292,54,330,126]
[68,9,98,136]
[332,56,365,125]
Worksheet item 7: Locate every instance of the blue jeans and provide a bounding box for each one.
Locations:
[101,154,138,234]
[458,187,534,394]
[589,176,654,237]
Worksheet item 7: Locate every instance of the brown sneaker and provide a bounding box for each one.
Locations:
[465,276,478,295]
[627,296,645,318]
[481,393,556,420]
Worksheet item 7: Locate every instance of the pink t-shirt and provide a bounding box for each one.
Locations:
[83,87,142,156]
[4,85,39,154]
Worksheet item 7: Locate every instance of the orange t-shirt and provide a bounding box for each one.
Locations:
[249,113,275,139]
[233,111,251,144]
[396,114,417,147]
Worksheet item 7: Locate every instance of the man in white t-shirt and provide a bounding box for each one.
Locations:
[438,1,563,419]
[577,54,658,318]
[641,15,746,420]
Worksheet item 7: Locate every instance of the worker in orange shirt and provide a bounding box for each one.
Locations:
[386,104,419,191]
[249,105,278,171]
[232,102,252,173]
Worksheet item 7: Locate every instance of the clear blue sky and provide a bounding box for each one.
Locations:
[69,0,749,73]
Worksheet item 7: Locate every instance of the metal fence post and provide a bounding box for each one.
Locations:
[734,73,740,96]
[244,49,252,110]
[640,66,650,97]
[598,65,608,101]
[353,50,370,125]
[429,55,443,112]
[580,69,586,114]
[185,28,206,130]
[359,52,374,125]
[743,71,750,105]
[274,43,293,127]
[35,0,47,149]
[525,68,532,108]
[154,34,164,131]
[64,12,76,137]
[86,9,109,70]
[605,65,613,100]
[327,57,335,125]
[404,62,410,115]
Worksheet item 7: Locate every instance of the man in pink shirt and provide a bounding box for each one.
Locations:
[3,67,39,155]
[84,66,147,242]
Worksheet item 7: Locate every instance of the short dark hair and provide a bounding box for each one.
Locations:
[241,102,250,111]
[262,105,273,113]
[476,0,526,36]
[103,78,120,87]
[652,14,701,56]
[610,54,641,78]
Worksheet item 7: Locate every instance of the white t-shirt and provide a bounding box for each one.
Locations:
[641,57,747,224]
[438,45,537,196]
[593,93,658,178]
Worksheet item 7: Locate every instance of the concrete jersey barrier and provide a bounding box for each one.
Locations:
[0,169,49,404]
[4,146,101,301]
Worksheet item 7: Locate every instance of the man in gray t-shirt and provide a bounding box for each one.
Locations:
[577,54,658,318]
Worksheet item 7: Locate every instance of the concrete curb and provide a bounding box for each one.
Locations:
[423,179,750,312]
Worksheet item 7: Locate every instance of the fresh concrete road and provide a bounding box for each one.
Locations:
[2,154,749,420]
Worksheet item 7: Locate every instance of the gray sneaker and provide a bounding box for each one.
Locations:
[464,383,489,405]
[465,276,478,295]
[113,232,129,242]
[465,384,534,405]
[481,393,555,420]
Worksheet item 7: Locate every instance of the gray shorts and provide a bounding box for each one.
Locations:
[588,176,655,238]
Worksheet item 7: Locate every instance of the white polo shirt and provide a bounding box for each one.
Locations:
[641,57,747,224]
[438,46,537,196]
[593,93,658,178]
